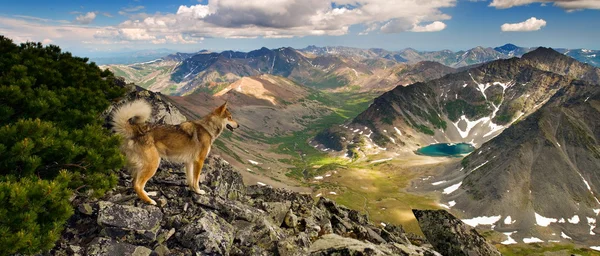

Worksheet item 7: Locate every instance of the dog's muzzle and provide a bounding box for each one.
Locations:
[226,124,235,132]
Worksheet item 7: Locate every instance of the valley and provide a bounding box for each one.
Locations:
[107,45,600,254]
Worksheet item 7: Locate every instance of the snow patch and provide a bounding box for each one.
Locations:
[329,191,337,195]
[523,237,544,243]
[471,161,489,172]
[248,160,260,165]
[394,127,402,136]
[535,212,557,227]
[561,232,572,239]
[443,182,462,195]
[257,182,267,186]
[315,193,322,197]
[461,215,501,227]
[448,201,456,207]
[591,246,600,251]
[568,215,580,224]
[504,216,515,225]
[314,176,323,180]
[431,180,447,186]
[501,232,517,245]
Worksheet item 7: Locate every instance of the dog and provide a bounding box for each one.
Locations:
[111,100,239,205]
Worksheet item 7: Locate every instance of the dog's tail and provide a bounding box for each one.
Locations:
[111,100,152,139]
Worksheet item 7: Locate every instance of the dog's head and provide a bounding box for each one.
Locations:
[214,102,239,132]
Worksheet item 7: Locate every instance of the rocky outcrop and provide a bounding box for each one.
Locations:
[413,210,501,256]
[48,155,446,255]
[103,78,187,127]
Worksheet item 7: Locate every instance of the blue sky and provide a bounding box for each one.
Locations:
[0,0,598,56]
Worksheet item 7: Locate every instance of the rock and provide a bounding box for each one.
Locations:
[67,245,83,256]
[277,233,311,256]
[309,234,392,255]
[260,201,291,226]
[203,156,246,200]
[153,244,170,256]
[156,228,175,244]
[413,209,501,256]
[177,211,235,255]
[97,201,163,242]
[103,84,186,128]
[78,203,94,215]
[233,217,286,252]
[284,209,298,228]
[86,237,152,256]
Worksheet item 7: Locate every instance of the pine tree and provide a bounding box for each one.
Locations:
[0,35,127,254]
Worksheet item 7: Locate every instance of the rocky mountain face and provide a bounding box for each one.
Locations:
[47,153,502,255]
[432,78,600,245]
[314,47,600,244]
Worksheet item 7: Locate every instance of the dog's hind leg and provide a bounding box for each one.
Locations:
[134,148,160,205]
[191,145,210,195]
[185,162,194,188]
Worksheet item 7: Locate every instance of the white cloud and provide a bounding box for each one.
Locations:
[121,6,145,12]
[412,21,447,32]
[42,38,53,44]
[501,17,546,32]
[0,0,455,49]
[111,0,455,40]
[75,12,96,24]
[117,28,155,40]
[490,0,600,10]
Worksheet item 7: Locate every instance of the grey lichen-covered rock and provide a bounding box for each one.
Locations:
[86,237,152,256]
[309,234,391,255]
[202,156,246,200]
[98,201,162,231]
[413,209,501,256]
[97,201,162,242]
[178,211,235,255]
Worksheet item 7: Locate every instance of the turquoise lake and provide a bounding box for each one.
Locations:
[416,143,475,157]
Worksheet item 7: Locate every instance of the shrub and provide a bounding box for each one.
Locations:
[0,35,126,253]
[0,172,74,255]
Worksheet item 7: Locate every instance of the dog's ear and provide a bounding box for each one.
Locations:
[214,102,227,116]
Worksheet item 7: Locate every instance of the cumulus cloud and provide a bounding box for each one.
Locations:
[0,0,456,49]
[75,12,96,24]
[412,21,447,32]
[501,17,547,31]
[490,0,600,10]
[112,0,454,40]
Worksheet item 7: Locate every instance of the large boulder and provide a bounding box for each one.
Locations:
[97,201,163,243]
[413,209,501,256]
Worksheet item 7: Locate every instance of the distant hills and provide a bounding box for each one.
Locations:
[101,44,599,96]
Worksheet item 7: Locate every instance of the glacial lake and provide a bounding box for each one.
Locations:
[416,143,475,157]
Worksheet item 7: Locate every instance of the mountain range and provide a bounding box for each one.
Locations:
[102,44,599,96]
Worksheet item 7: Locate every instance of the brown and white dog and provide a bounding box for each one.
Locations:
[111,100,239,205]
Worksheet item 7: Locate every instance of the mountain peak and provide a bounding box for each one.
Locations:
[497,43,519,50]
[522,46,564,59]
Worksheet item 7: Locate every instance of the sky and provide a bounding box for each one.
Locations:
[0,0,598,57]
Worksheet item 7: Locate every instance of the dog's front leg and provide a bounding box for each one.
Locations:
[191,144,210,195]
